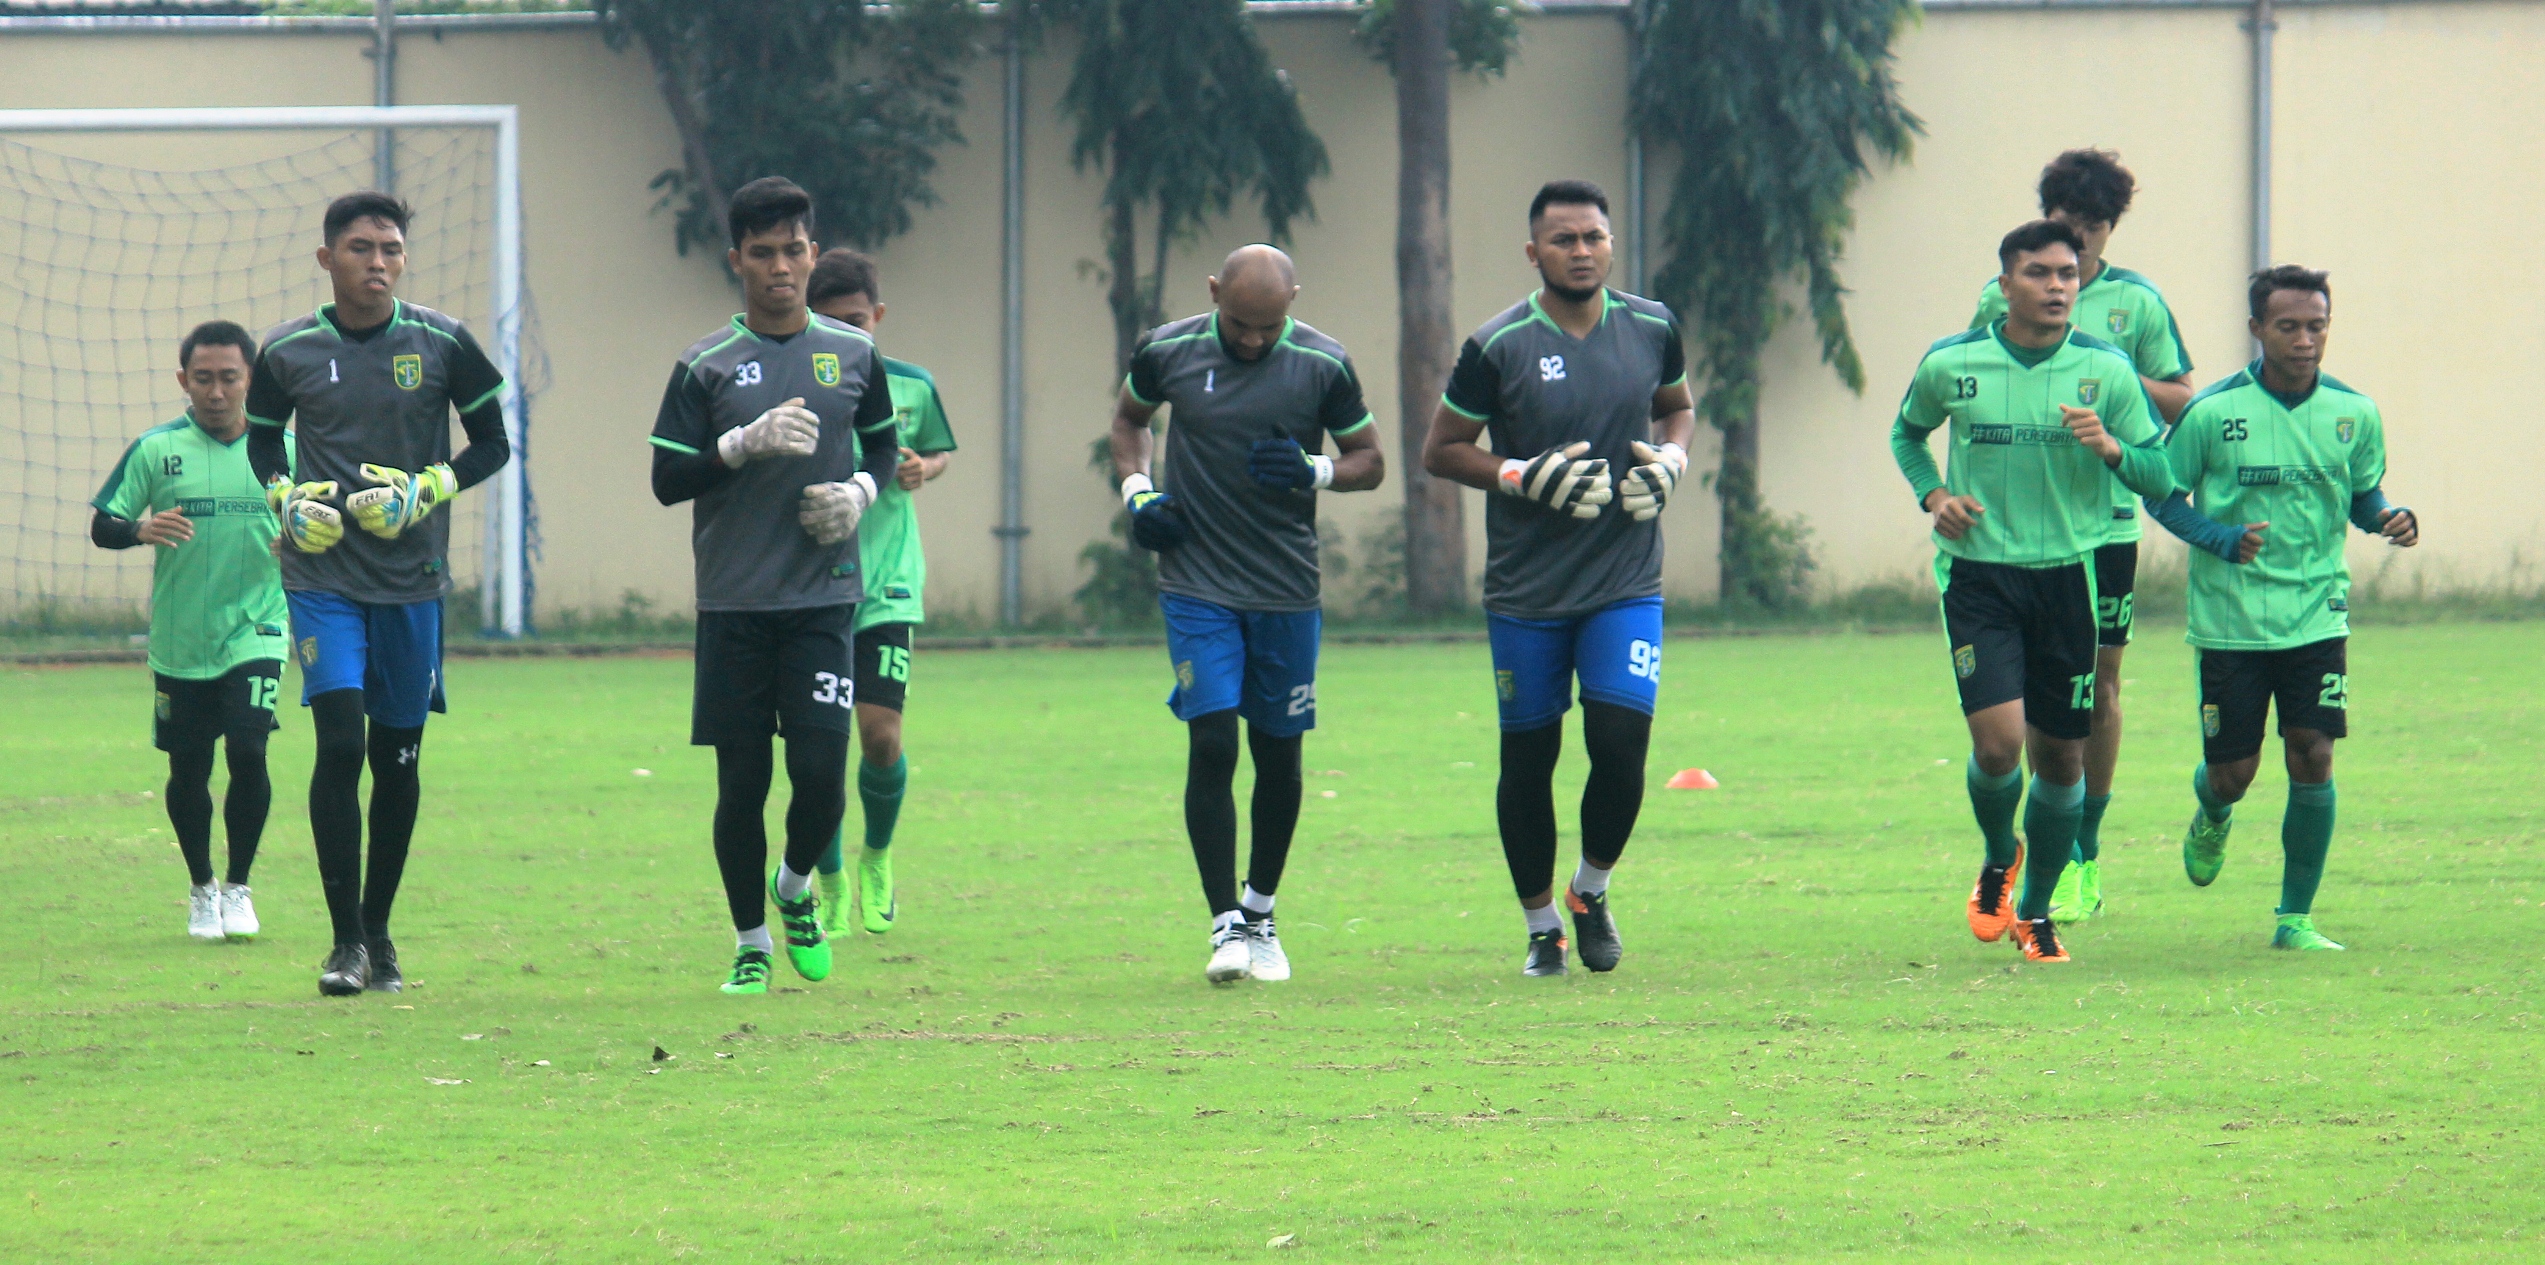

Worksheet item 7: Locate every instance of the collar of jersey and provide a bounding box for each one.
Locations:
[2246,357,2323,411]
[315,297,402,341]
[1525,290,1620,341]
[728,309,826,343]
[1989,317,2068,369]
[1206,311,1294,363]
[181,408,248,447]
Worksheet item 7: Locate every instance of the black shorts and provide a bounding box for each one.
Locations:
[2198,638,2349,762]
[691,605,856,746]
[154,661,282,753]
[853,622,913,714]
[1939,557,2098,740]
[2093,541,2137,648]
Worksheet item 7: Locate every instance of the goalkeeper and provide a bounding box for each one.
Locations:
[246,191,510,998]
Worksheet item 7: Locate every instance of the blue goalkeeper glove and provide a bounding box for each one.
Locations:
[264,477,344,554]
[1120,474,1187,552]
[347,462,457,539]
[1248,431,1333,491]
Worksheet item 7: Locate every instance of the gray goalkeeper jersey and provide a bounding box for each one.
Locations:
[1442,290,1687,620]
[1129,313,1373,613]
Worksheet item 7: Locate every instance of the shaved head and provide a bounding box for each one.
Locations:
[1207,244,1300,362]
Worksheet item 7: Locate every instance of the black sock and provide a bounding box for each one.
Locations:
[1184,710,1242,916]
[307,689,368,945]
[362,723,425,941]
[1496,721,1564,901]
[165,741,217,887]
[1579,702,1651,869]
[780,728,850,878]
[221,732,270,886]
[712,740,776,932]
[1245,726,1304,901]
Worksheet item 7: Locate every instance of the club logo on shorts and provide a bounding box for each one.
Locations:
[1952,644,1976,679]
[2106,308,2129,336]
[298,636,320,666]
[812,353,841,388]
[1175,660,1195,691]
[2201,703,2221,738]
[392,354,423,391]
[154,691,171,722]
[1495,670,1517,701]
[2076,379,2101,407]
[2335,417,2355,444]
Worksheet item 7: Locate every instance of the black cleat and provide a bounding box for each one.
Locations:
[318,941,371,996]
[365,938,403,993]
[1523,929,1569,977]
[1567,888,1622,973]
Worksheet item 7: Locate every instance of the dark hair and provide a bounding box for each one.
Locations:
[2249,264,2331,321]
[323,190,412,245]
[179,319,257,369]
[2037,148,2135,225]
[1528,179,1609,226]
[1997,218,2085,271]
[728,176,815,248]
[807,248,879,307]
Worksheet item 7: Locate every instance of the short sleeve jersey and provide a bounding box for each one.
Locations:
[246,301,504,605]
[1128,313,1373,613]
[1895,322,2171,568]
[1972,264,2192,544]
[91,415,293,679]
[852,357,960,631]
[649,313,895,612]
[2166,363,2386,651]
[1442,290,1686,620]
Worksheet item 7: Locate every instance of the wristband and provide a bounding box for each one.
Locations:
[717,427,748,470]
[1497,458,1528,495]
[1310,455,1335,490]
[1121,472,1155,507]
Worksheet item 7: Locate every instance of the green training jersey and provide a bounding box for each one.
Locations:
[853,356,959,631]
[1972,263,2191,544]
[2166,362,2386,651]
[91,414,294,679]
[1891,321,2173,570]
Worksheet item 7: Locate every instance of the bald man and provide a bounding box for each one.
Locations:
[1109,244,1385,984]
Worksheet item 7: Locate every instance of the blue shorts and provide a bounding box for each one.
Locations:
[1486,595,1664,731]
[286,590,447,728]
[1161,592,1320,738]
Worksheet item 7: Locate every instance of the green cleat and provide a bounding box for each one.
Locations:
[2052,858,2106,923]
[858,846,896,935]
[768,873,833,981]
[720,946,773,995]
[2183,810,2233,887]
[2272,914,2345,951]
[817,868,852,937]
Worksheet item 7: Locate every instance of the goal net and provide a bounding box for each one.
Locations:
[0,106,538,639]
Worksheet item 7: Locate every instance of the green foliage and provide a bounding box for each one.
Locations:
[1353,0,1528,76]
[596,0,979,256]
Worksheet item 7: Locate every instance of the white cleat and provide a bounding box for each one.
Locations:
[1245,916,1290,982]
[219,884,260,939]
[187,884,224,941]
[1205,921,1251,984]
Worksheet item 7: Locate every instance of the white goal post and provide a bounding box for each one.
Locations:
[0,104,528,637]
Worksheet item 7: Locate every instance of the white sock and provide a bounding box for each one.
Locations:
[1571,859,1612,897]
[775,864,813,901]
[737,925,775,953]
[1239,885,1275,918]
[1524,903,1562,936]
[192,882,217,897]
[1214,909,1246,934]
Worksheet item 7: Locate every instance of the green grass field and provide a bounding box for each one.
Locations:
[3,623,2539,1262]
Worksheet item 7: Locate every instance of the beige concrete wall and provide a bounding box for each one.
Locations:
[3,3,2537,625]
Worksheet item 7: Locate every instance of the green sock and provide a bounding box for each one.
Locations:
[1967,757,2023,869]
[2193,762,2237,823]
[2279,779,2335,915]
[2019,775,2084,920]
[860,754,908,851]
[2076,792,2110,863]
[816,826,845,875]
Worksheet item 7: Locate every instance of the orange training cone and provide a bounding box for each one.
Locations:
[1666,768,1719,790]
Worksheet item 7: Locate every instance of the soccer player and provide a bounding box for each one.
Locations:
[246,192,511,997]
[1419,179,1694,978]
[1970,150,2196,923]
[2143,265,2415,951]
[804,248,958,938]
[91,321,289,943]
[1891,219,2173,964]
[649,178,900,995]
[1108,243,1383,984]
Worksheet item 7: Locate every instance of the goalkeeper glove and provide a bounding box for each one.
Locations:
[346,462,457,540]
[719,397,820,467]
[264,478,344,554]
[1498,441,1611,520]
[798,472,879,545]
[1619,441,1687,521]
[1120,473,1187,552]
[1248,431,1333,491]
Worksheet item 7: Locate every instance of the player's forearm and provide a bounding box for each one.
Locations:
[1651,407,1696,453]
[1109,411,1155,482]
[650,445,728,507]
[1889,417,1944,505]
[1328,446,1385,493]
[1421,405,1504,491]
[856,426,898,486]
[90,510,141,550]
[2143,492,2245,561]
[448,399,512,491]
[919,452,951,482]
[2143,374,2194,425]
[248,422,290,487]
[2349,486,2401,534]
[2109,440,2175,501]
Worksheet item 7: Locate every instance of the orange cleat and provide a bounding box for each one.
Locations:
[2012,916,2071,962]
[1965,843,2022,942]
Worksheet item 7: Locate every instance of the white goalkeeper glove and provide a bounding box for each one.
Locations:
[1498,441,1611,520]
[345,462,456,539]
[718,397,820,468]
[265,477,344,554]
[799,472,879,545]
[1619,441,1687,521]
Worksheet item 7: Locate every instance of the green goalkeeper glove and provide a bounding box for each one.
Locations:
[265,477,344,554]
[347,462,457,540]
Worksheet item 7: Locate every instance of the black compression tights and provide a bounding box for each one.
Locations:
[711,730,850,932]
[1182,711,1304,917]
[164,734,270,887]
[307,690,426,944]
[1495,701,1653,901]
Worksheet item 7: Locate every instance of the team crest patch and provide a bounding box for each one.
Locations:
[2106,308,2129,336]
[2335,418,2355,443]
[154,691,171,722]
[2076,379,2101,407]
[1495,670,1517,702]
[1175,660,1196,691]
[392,354,422,390]
[1952,644,1976,679]
[812,353,841,388]
[2201,704,2221,738]
[298,636,320,667]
